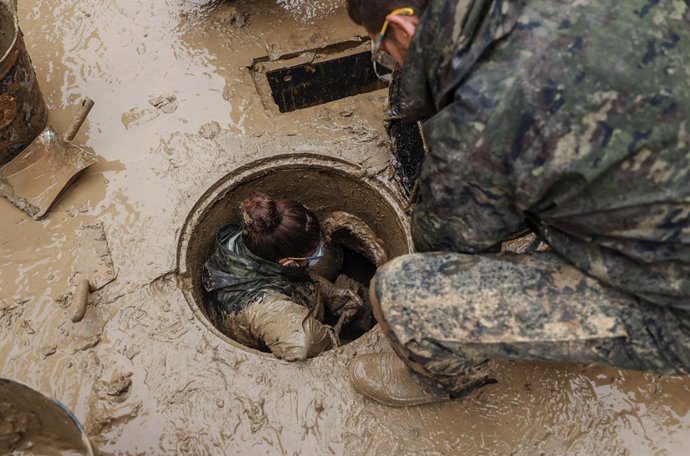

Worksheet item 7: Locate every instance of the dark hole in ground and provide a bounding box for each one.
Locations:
[179,158,411,356]
[341,245,377,285]
[322,245,377,344]
[266,51,391,113]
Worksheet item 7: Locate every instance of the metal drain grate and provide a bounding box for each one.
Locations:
[265,50,389,113]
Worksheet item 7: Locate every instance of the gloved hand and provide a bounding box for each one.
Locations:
[329,286,363,315]
[332,294,362,338]
[311,272,364,316]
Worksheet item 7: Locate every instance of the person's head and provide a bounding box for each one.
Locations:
[240,194,322,267]
[346,0,429,69]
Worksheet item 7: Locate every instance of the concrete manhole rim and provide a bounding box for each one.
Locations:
[176,153,412,360]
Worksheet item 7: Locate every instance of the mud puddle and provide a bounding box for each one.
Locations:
[0,0,688,455]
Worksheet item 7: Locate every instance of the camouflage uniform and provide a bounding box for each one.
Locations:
[376,0,690,392]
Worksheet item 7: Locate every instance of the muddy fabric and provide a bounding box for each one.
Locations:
[327,273,373,335]
[202,225,334,359]
[215,293,334,361]
[203,225,317,314]
[399,0,690,308]
[386,70,426,197]
[373,253,690,395]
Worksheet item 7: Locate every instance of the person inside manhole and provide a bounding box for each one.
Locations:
[202,194,375,361]
[344,0,690,406]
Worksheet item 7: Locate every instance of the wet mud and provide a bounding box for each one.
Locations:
[1,0,689,454]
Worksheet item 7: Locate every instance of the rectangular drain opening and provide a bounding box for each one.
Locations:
[250,40,391,113]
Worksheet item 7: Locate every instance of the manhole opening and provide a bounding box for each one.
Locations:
[250,39,391,114]
[179,157,411,357]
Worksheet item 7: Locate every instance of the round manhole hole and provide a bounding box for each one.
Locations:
[177,154,412,357]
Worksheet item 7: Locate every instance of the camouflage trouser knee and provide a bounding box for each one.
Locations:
[372,252,689,395]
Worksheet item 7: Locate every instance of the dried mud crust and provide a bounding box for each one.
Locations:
[176,154,412,355]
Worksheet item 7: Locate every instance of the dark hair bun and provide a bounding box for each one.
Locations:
[240,194,282,233]
[240,193,321,262]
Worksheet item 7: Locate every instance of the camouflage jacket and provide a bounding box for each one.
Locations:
[400,0,690,308]
[202,225,316,314]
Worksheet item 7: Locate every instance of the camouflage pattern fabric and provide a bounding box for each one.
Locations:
[202,225,340,359]
[373,252,690,395]
[399,0,690,308]
[202,225,318,316]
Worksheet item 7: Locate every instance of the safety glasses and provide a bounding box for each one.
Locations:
[285,242,325,266]
[371,7,415,82]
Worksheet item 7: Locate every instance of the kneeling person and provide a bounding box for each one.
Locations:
[346,0,690,405]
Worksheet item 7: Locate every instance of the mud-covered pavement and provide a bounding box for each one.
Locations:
[1,0,689,454]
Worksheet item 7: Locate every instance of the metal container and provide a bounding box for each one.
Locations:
[0,378,95,455]
[0,0,47,165]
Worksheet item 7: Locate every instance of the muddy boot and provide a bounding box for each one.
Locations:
[349,353,453,406]
[368,256,502,401]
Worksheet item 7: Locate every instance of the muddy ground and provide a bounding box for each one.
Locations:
[1,0,689,454]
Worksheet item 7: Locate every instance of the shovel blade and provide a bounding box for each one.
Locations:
[0,127,97,219]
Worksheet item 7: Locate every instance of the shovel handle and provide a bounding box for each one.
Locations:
[63,98,95,142]
[70,278,91,323]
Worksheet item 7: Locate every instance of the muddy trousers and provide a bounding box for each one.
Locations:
[372,252,690,396]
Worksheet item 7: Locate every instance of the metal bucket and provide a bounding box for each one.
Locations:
[0,0,47,166]
[0,378,96,455]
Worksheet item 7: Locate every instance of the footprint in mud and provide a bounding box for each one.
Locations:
[121,94,178,129]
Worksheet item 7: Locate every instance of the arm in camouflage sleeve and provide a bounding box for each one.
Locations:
[411,100,526,253]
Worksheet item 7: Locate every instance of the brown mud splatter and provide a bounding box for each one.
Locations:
[0,0,689,455]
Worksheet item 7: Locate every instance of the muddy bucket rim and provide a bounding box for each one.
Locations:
[0,377,96,455]
[0,0,18,65]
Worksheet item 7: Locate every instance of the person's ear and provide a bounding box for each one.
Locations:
[386,15,417,39]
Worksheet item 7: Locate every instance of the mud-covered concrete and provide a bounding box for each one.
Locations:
[1,0,689,454]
